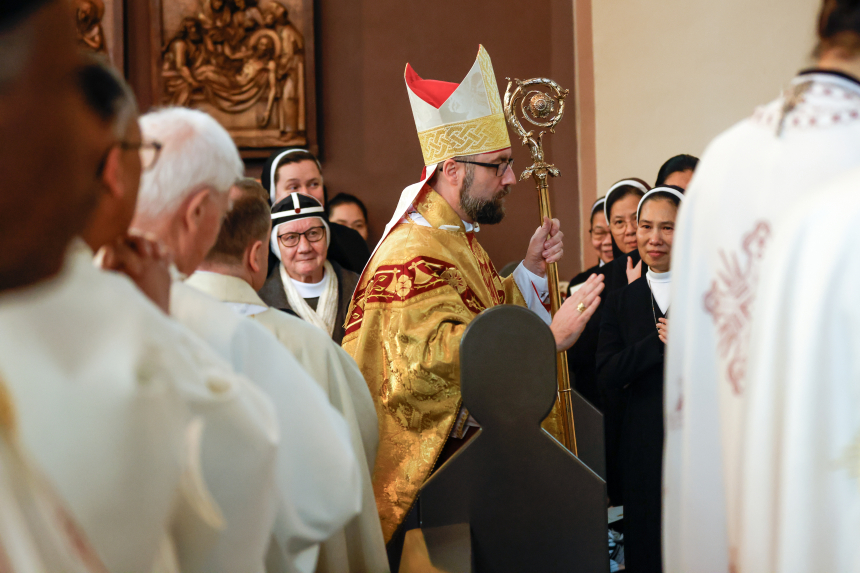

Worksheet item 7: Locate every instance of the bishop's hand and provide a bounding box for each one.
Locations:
[551,273,604,351]
[523,217,563,278]
[99,233,173,314]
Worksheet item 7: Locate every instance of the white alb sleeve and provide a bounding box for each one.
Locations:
[512,262,552,325]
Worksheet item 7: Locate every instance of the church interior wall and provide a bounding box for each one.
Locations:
[584,0,820,237]
[124,0,583,278]
[314,0,584,279]
[120,0,826,281]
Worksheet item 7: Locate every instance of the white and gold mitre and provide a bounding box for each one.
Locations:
[405,45,511,166]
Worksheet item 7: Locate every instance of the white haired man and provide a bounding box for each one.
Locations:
[77,58,286,571]
[131,107,363,573]
[188,180,388,573]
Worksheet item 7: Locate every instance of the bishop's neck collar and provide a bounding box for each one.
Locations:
[414,187,479,233]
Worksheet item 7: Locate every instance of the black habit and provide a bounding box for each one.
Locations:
[596,277,665,573]
[565,263,604,410]
[258,260,359,345]
[565,248,640,505]
[568,263,602,292]
[326,222,371,274]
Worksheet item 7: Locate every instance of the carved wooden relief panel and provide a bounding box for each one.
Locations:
[156,0,315,152]
[73,0,124,71]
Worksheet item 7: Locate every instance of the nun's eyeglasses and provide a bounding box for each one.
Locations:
[454,158,514,177]
[611,215,637,230]
[117,140,163,171]
[278,226,326,248]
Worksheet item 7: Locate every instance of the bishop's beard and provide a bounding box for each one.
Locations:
[459,167,512,225]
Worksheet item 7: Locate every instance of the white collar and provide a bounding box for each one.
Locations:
[646,267,671,314]
[289,267,328,298]
[406,207,480,233]
[792,70,860,98]
[646,267,672,282]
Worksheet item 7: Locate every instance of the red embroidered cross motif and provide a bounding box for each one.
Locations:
[703,221,771,395]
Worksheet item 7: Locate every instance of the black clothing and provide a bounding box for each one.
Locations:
[568,263,601,293]
[261,149,370,275]
[1,0,48,28]
[328,222,371,274]
[566,263,603,410]
[258,260,359,345]
[601,248,641,293]
[596,278,666,573]
[567,249,639,505]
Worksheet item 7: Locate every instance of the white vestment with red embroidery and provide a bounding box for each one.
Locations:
[737,168,860,572]
[664,69,860,572]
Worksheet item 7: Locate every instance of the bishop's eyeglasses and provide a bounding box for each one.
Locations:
[454,158,515,177]
[278,226,326,248]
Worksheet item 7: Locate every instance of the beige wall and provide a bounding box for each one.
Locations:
[583,0,821,254]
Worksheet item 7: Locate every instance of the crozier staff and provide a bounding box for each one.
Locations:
[596,186,684,573]
[259,192,359,344]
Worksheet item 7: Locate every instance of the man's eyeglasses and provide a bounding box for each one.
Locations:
[454,158,515,177]
[117,140,163,171]
[278,225,326,248]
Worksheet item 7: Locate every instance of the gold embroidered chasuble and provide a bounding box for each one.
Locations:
[343,188,529,541]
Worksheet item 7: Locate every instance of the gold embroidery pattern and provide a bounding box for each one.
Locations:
[342,190,528,542]
[417,112,510,166]
[395,275,413,298]
[477,46,503,116]
[440,269,467,293]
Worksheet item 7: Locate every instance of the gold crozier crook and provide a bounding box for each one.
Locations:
[503,77,577,456]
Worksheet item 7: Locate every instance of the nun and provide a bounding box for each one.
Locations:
[566,178,650,504]
[600,178,651,292]
[596,186,684,573]
[654,154,698,188]
[261,148,370,275]
[259,192,360,344]
[568,196,613,292]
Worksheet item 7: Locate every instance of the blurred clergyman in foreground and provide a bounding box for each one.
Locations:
[0,1,133,571]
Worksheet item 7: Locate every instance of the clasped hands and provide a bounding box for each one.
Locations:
[98,233,173,314]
